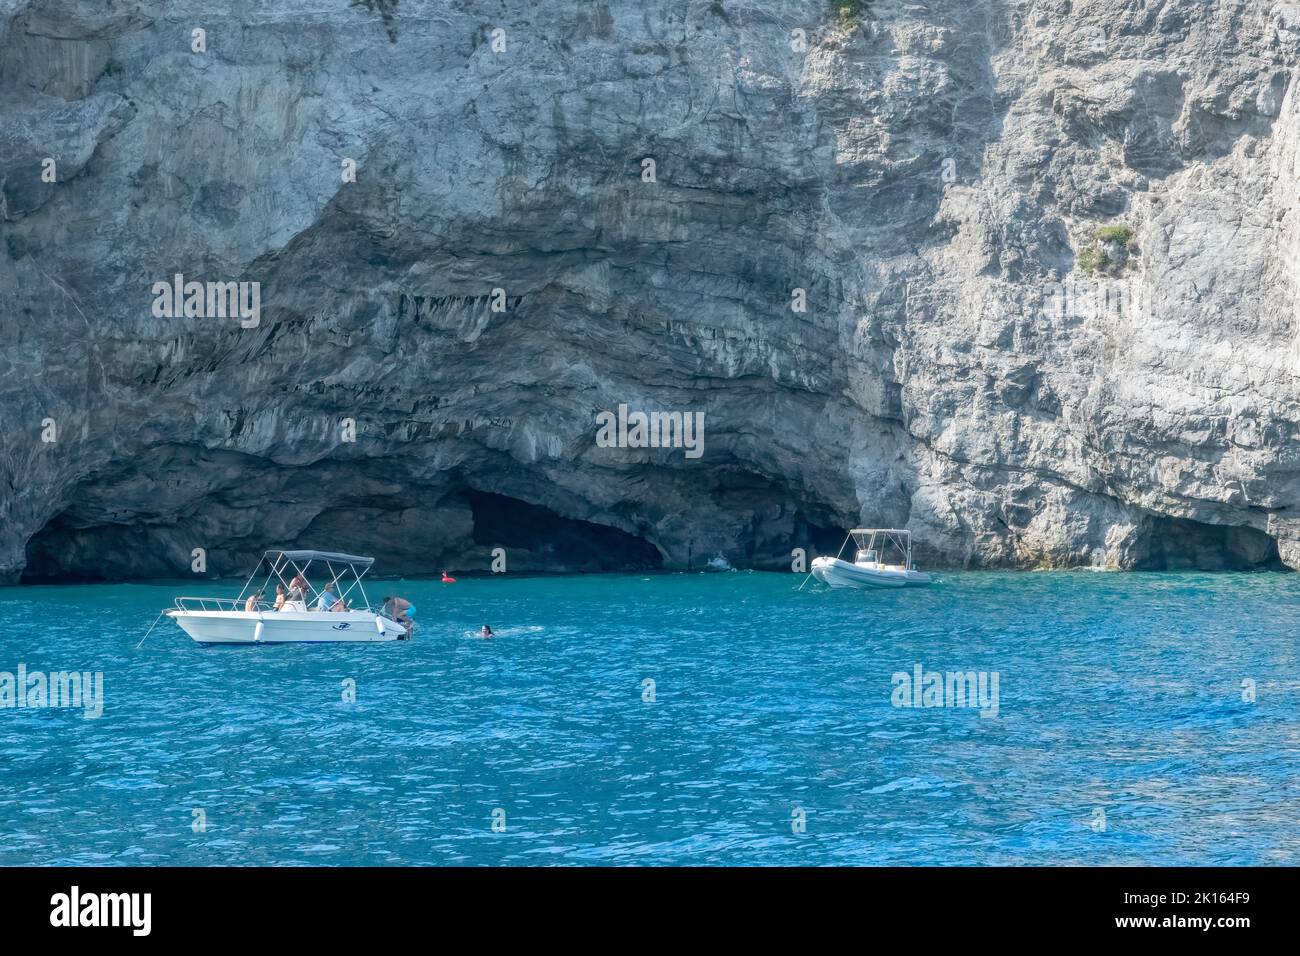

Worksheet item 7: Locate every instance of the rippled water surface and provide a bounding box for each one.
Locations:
[1,571,1297,865]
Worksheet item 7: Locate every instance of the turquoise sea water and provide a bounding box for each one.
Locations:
[0,571,1297,866]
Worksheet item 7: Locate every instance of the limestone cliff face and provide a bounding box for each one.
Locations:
[2,0,1299,580]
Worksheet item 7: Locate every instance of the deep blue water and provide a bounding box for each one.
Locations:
[0,571,1296,865]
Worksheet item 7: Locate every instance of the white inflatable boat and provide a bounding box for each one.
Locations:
[810,529,932,589]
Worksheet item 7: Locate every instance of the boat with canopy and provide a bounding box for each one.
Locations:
[165,550,411,644]
[810,529,932,588]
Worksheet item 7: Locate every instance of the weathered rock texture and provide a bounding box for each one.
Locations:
[3,0,1300,579]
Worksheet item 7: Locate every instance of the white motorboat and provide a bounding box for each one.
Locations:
[166,550,412,644]
[810,529,932,589]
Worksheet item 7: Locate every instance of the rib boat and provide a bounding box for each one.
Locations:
[810,529,932,589]
[166,550,411,644]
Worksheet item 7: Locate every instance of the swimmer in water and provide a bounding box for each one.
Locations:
[480,624,493,639]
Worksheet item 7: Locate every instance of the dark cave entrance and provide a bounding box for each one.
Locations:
[1133,515,1286,571]
[21,515,180,583]
[696,466,850,569]
[466,491,663,572]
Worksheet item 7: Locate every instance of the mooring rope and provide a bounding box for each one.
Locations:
[797,532,852,590]
[134,610,167,650]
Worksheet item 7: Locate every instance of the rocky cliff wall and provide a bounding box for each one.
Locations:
[2,0,1299,579]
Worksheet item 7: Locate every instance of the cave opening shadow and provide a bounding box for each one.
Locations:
[21,514,176,583]
[1134,515,1287,572]
[467,491,663,573]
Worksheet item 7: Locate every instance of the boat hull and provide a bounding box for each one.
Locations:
[167,609,407,644]
[810,556,931,589]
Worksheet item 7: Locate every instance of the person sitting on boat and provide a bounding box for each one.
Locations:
[330,596,349,612]
[244,590,263,612]
[273,584,287,611]
[315,582,339,612]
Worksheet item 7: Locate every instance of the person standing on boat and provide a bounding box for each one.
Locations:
[382,596,413,630]
[273,583,287,611]
[285,573,309,610]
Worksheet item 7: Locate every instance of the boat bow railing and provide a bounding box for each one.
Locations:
[173,596,247,612]
[173,596,375,613]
